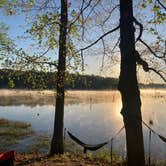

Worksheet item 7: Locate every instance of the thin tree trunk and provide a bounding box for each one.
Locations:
[118,0,145,165]
[49,0,67,155]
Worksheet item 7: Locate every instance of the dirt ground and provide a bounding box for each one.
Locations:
[14,153,111,166]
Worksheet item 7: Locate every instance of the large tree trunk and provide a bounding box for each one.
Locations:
[118,0,145,165]
[49,0,67,155]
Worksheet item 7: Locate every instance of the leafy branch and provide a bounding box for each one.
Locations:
[6,45,57,68]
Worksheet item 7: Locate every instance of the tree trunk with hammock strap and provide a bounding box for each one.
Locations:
[118,0,145,165]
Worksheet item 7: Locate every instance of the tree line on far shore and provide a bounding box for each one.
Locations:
[0,69,165,90]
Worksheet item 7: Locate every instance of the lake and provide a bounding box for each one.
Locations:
[0,89,165,160]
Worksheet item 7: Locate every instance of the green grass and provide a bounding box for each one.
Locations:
[0,119,34,150]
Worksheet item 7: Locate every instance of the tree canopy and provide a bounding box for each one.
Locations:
[0,0,165,83]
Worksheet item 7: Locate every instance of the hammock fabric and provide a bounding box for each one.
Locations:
[67,131,108,153]
[0,151,15,166]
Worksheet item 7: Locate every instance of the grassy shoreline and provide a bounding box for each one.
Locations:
[0,119,34,151]
[0,119,116,165]
[1,119,166,165]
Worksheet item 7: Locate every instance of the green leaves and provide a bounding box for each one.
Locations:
[141,3,147,9]
[0,0,6,8]
[29,0,34,7]
[141,0,166,24]
[28,12,60,48]
[0,0,17,15]
[148,0,153,4]
[140,0,166,47]
[0,23,14,65]
[152,5,160,12]
[8,79,15,89]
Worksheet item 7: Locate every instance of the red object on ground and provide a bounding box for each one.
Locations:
[0,151,15,166]
[0,151,15,160]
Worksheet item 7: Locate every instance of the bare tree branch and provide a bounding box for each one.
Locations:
[69,0,93,31]
[99,25,108,70]
[33,46,51,61]
[102,5,119,25]
[80,49,84,71]
[133,17,143,42]
[84,0,101,24]
[135,50,166,82]
[101,38,106,69]
[78,25,120,52]
[111,37,120,53]
[148,67,166,82]
[133,16,166,65]
[139,39,166,59]
[77,25,120,71]
[156,0,166,11]
[81,7,85,40]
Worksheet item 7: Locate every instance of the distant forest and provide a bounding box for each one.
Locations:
[0,69,165,90]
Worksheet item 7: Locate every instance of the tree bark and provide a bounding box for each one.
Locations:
[118,0,145,165]
[49,0,67,155]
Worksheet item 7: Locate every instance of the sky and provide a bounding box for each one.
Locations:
[0,0,166,83]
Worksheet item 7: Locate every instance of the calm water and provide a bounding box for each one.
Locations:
[0,90,166,158]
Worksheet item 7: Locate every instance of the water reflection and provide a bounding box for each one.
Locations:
[0,90,165,158]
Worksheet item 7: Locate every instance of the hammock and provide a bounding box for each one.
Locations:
[67,131,108,153]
